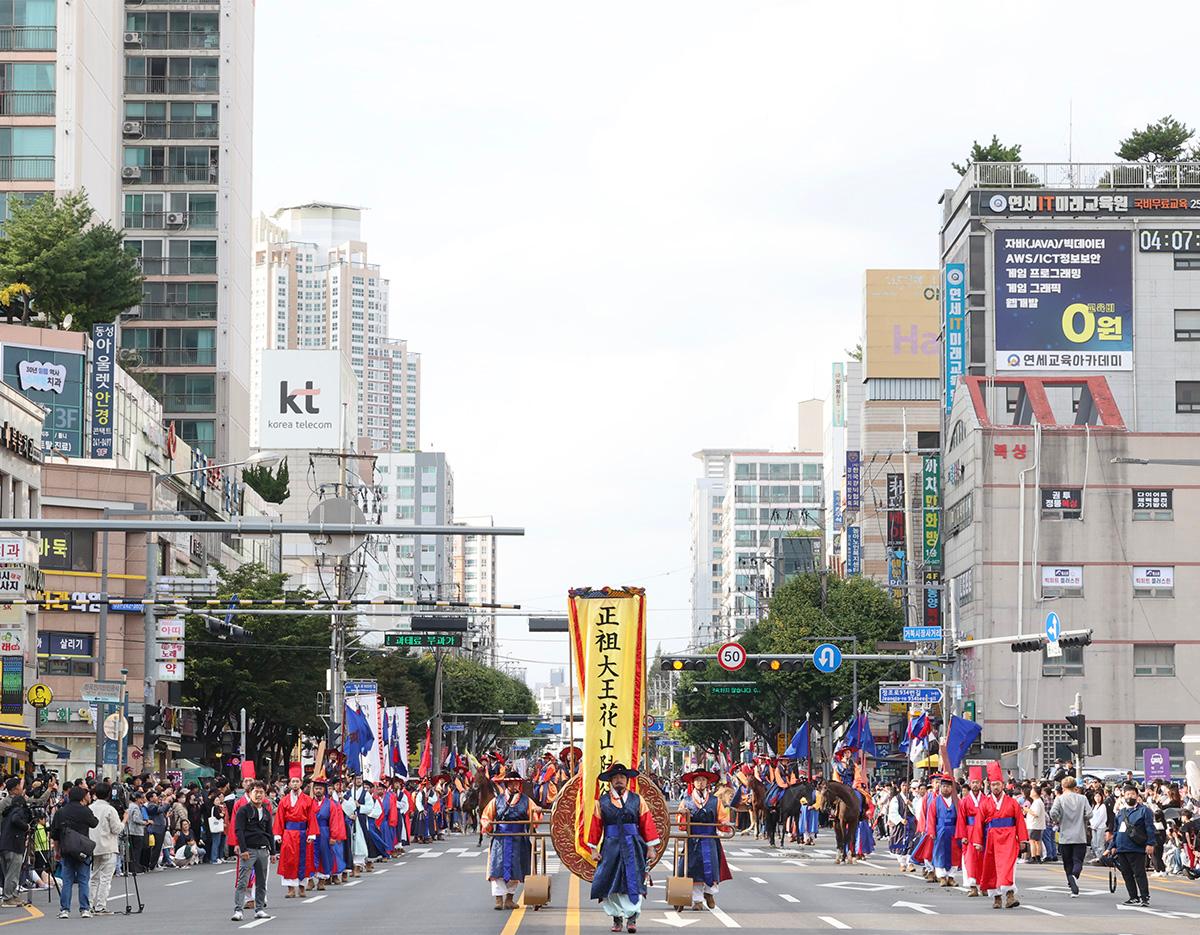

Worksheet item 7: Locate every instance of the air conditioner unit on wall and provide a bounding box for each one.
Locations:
[165,212,187,227]
[121,166,141,180]
[122,121,142,136]
[123,32,141,44]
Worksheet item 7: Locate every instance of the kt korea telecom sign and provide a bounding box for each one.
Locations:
[259,350,343,449]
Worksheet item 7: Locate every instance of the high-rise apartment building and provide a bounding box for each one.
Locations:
[117,0,254,462]
[690,449,823,644]
[0,1,123,229]
[251,203,419,452]
[452,515,498,664]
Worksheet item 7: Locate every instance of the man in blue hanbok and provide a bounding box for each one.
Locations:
[676,769,733,911]
[309,779,346,890]
[481,769,542,910]
[587,763,661,934]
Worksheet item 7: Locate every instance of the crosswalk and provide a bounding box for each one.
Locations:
[408,846,484,859]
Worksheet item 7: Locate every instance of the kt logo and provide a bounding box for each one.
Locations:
[279,380,321,414]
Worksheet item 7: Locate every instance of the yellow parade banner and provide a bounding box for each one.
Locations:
[567,587,646,865]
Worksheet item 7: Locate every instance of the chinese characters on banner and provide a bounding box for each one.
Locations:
[943,263,965,414]
[845,451,861,511]
[922,455,941,568]
[89,323,116,459]
[567,587,646,865]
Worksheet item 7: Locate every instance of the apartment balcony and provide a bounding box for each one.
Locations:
[134,256,217,276]
[126,31,219,51]
[126,119,218,141]
[125,0,220,6]
[161,392,216,413]
[133,302,217,322]
[123,77,219,96]
[124,347,215,367]
[0,26,56,51]
[0,156,54,182]
[0,92,56,117]
[123,210,217,230]
[122,164,217,185]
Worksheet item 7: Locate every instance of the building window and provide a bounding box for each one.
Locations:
[1133,644,1175,677]
[1176,381,1200,412]
[949,420,966,450]
[1041,643,1083,677]
[946,494,973,536]
[954,567,973,606]
[1174,309,1200,341]
[1134,723,1185,775]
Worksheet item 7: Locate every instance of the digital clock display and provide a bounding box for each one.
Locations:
[1138,229,1200,253]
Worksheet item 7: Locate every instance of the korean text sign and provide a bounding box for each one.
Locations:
[944,263,965,413]
[568,588,646,865]
[922,455,941,568]
[994,230,1132,371]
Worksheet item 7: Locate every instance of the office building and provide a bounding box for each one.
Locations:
[119,0,255,462]
[822,359,862,575]
[939,161,1200,776]
[452,515,498,664]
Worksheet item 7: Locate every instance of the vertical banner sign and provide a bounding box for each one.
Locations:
[89,323,116,459]
[567,587,647,865]
[944,263,965,414]
[844,451,861,512]
[922,455,942,568]
[846,526,862,575]
[831,362,846,427]
[924,570,942,630]
[0,607,24,728]
[831,490,843,530]
[355,692,383,784]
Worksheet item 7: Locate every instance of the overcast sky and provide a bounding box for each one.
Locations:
[253,1,1198,685]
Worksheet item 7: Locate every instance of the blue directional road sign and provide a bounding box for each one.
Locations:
[646,718,665,734]
[442,723,466,732]
[879,684,944,704]
[533,722,562,735]
[903,626,943,642]
[1045,611,1061,643]
[344,680,378,695]
[813,643,842,673]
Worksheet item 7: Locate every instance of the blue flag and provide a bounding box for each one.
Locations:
[783,720,810,759]
[943,714,983,769]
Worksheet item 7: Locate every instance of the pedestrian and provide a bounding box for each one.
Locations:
[232,781,274,922]
[481,768,542,911]
[1024,785,1046,863]
[675,768,732,910]
[1048,776,1092,897]
[144,790,168,870]
[88,782,124,914]
[48,785,99,919]
[1109,782,1156,907]
[587,762,661,934]
[208,794,228,864]
[970,762,1027,910]
[124,790,147,875]
[0,777,31,907]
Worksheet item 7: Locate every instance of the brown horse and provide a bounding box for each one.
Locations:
[723,773,767,838]
[465,765,537,845]
[814,780,863,864]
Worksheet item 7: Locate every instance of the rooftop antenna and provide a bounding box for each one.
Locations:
[1067,99,1074,186]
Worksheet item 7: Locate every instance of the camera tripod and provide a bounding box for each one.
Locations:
[21,828,59,907]
[120,833,144,914]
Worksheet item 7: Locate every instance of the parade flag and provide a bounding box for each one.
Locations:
[899,712,930,753]
[418,723,432,778]
[836,713,877,758]
[942,714,983,769]
[783,720,810,759]
[567,587,647,866]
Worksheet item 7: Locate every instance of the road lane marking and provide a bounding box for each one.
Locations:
[778,894,799,903]
[891,901,937,915]
[726,863,742,872]
[217,869,236,875]
[0,904,41,926]
[239,919,273,929]
[374,868,390,874]
[750,877,767,884]
[818,882,900,891]
[303,895,327,904]
[708,905,740,928]
[417,851,442,858]
[1021,905,1062,917]
[501,891,527,935]
[164,880,192,887]
[818,918,851,930]
[566,873,580,935]
[343,880,361,887]
[652,914,699,928]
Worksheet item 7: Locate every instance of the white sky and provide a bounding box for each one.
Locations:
[253,1,1199,684]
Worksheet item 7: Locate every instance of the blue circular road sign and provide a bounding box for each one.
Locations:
[812,643,842,673]
[1045,611,1061,642]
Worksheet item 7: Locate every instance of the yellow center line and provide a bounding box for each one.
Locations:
[566,873,580,935]
[0,904,42,926]
[502,899,527,935]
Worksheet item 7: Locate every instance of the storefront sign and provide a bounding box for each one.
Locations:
[886,472,905,509]
[155,641,186,660]
[979,190,1200,217]
[922,455,941,568]
[1,421,41,463]
[1132,488,1172,511]
[994,230,1133,371]
[38,632,95,657]
[924,570,942,630]
[831,362,846,427]
[157,660,185,682]
[38,530,93,572]
[1041,565,1083,589]
[0,567,23,594]
[0,343,86,456]
[35,591,141,614]
[1041,487,1083,511]
[155,619,185,640]
[88,323,116,459]
[0,656,21,716]
[0,538,22,562]
[831,490,843,530]
[1132,566,1173,589]
[944,262,966,413]
[845,451,861,511]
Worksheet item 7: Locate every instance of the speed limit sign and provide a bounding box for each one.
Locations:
[717,641,746,672]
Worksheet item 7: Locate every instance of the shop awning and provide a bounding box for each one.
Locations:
[0,741,29,762]
[31,739,71,759]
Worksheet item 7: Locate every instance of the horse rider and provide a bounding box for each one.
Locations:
[481,767,542,911]
[677,769,733,910]
[533,751,560,808]
[560,746,582,779]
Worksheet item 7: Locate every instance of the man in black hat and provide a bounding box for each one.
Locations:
[586,763,661,934]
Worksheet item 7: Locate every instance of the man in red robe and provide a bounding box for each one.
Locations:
[956,766,986,897]
[273,767,318,898]
[970,762,1028,909]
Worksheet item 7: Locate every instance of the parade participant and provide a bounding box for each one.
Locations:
[888,780,916,871]
[376,781,398,858]
[921,775,961,887]
[534,751,560,808]
[852,758,876,857]
[956,767,985,896]
[310,779,346,889]
[404,779,421,845]
[676,769,732,911]
[392,777,410,854]
[560,747,583,779]
[451,767,470,832]
[909,780,933,878]
[272,768,318,898]
[341,781,366,877]
[971,762,1028,909]
[481,768,543,911]
[486,751,507,781]
[349,777,386,869]
[587,763,661,934]
[332,779,352,882]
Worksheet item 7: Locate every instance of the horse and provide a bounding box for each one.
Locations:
[814,780,863,864]
[765,781,817,849]
[466,766,539,846]
[724,772,766,838]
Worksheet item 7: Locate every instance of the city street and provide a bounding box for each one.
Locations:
[8,832,1198,934]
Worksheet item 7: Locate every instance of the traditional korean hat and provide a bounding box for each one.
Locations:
[597,762,639,782]
[985,761,1003,783]
[967,766,983,783]
[240,761,256,780]
[496,767,525,784]
[681,769,719,785]
[559,746,582,763]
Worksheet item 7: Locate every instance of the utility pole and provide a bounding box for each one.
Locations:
[94,521,111,775]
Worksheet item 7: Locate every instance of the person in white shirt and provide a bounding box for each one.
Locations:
[88,783,125,915]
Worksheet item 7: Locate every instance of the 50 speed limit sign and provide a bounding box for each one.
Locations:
[717,641,746,672]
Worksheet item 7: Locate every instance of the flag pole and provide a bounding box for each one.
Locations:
[567,617,576,777]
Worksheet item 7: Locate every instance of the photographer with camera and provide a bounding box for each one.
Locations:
[0,777,31,907]
[49,786,98,919]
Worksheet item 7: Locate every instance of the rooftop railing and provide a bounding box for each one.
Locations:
[954,161,1200,205]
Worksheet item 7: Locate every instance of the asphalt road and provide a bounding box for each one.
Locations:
[5,832,1199,933]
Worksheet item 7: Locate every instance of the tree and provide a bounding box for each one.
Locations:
[182,563,332,770]
[0,191,143,330]
[243,459,290,503]
[1116,115,1194,163]
[845,342,863,362]
[674,574,904,762]
[952,135,1023,175]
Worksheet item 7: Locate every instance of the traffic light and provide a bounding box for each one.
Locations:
[1065,713,1086,757]
[661,657,705,671]
[145,703,162,748]
[756,658,802,671]
[1059,632,1093,648]
[1010,636,1046,653]
[672,719,683,731]
[206,617,252,642]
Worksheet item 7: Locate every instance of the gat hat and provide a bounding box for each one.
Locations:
[681,769,719,785]
[986,761,1003,783]
[967,766,983,783]
[597,762,639,782]
[559,746,582,763]
[496,767,525,784]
